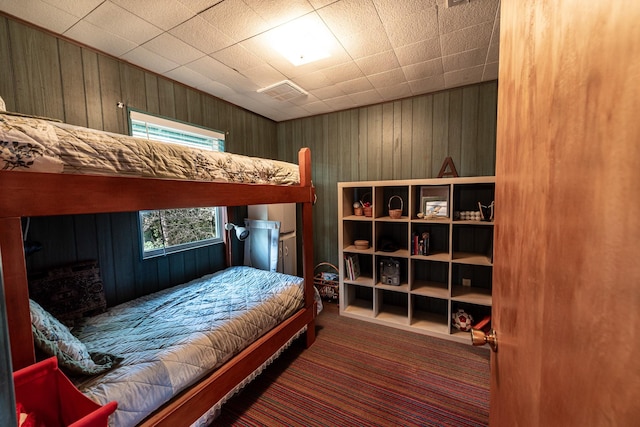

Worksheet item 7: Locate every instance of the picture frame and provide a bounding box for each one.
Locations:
[419,185,449,218]
[422,196,448,217]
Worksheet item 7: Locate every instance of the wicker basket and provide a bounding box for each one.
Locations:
[388,195,403,219]
[360,192,373,217]
[314,262,339,302]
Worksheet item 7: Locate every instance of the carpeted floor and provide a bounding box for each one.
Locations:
[213,302,490,426]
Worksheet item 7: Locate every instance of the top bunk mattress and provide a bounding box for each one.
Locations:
[0,112,300,185]
[69,266,307,427]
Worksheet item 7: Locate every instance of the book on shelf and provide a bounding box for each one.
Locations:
[344,254,361,280]
[411,232,430,256]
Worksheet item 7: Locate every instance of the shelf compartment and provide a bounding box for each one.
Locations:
[343,186,373,217]
[411,222,449,256]
[450,301,492,334]
[410,295,449,334]
[377,186,409,219]
[451,263,492,305]
[452,182,495,218]
[451,252,492,266]
[342,284,374,317]
[414,184,450,219]
[451,286,492,306]
[411,279,449,299]
[376,256,407,287]
[452,224,493,264]
[374,221,408,254]
[342,253,373,283]
[376,289,409,325]
[342,220,373,251]
[411,259,448,297]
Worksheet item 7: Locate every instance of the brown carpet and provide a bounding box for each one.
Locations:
[213,302,490,426]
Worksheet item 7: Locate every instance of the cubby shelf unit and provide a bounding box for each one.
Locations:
[338,176,495,345]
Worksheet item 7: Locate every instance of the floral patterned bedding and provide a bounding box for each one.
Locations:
[0,113,300,185]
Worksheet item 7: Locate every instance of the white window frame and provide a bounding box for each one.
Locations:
[129,109,225,259]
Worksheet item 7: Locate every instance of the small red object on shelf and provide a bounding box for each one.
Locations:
[13,357,117,427]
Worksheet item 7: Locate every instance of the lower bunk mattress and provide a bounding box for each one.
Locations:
[67,266,311,426]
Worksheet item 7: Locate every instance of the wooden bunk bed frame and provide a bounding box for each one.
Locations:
[0,147,317,426]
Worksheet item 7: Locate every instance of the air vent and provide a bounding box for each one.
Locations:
[257,80,308,101]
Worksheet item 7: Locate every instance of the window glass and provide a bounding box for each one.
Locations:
[129,110,225,258]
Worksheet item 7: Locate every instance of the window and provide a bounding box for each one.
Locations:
[130,109,225,258]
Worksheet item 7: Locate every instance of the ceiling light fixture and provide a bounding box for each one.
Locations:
[269,16,332,66]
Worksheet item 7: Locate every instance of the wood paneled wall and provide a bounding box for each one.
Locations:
[278,82,498,266]
[0,14,497,301]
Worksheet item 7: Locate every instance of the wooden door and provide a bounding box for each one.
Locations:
[492,1,640,425]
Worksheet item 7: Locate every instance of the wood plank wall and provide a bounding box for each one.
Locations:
[0,14,497,303]
[277,82,497,267]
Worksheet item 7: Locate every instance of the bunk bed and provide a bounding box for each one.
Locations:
[0,112,318,426]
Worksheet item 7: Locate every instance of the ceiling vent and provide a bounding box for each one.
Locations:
[257,80,308,101]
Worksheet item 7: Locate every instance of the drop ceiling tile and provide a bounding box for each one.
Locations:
[318,0,382,38]
[321,62,366,85]
[438,0,499,34]
[199,0,270,42]
[443,64,484,87]
[349,90,383,106]
[64,20,137,57]
[169,16,234,54]
[442,47,487,73]
[42,0,104,18]
[338,29,394,60]
[188,55,248,86]
[142,33,205,65]
[440,21,493,56]
[373,0,439,22]
[110,0,193,31]
[355,50,401,76]
[381,7,439,48]
[483,61,499,81]
[121,46,180,74]
[337,77,375,94]
[163,66,213,89]
[289,94,322,107]
[302,100,332,115]
[376,82,413,100]
[176,0,224,14]
[83,2,162,44]
[1,0,80,34]
[197,79,236,100]
[324,95,357,110]
[408,75,445,94]
[310,85,348,100]
[402,58,443,81]
[487,42,499,63]
[394,37,441,66]
[307,0,337,9]
[243,0,313,27]
[367,68,407,89]
[291,71,332,92]
[210,45,264,73]
[241,65,288,89]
